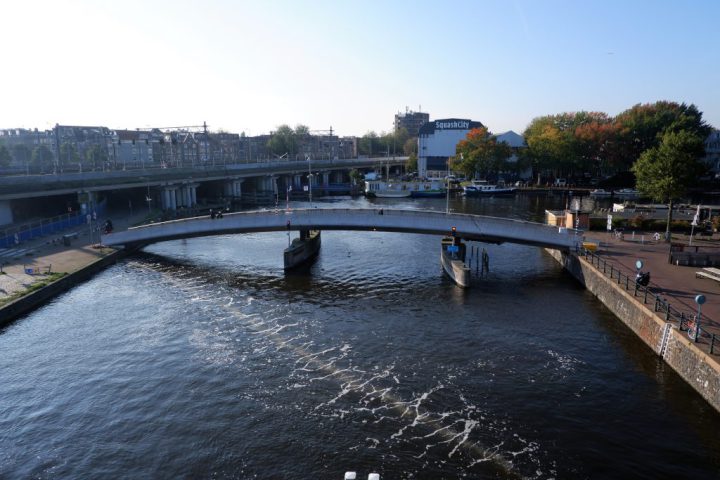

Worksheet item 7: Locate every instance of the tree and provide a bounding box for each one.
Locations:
[267,124,310,158]
[632,130,706,241]
[31,145,54,173]
[614,101,711,169]
[86,144,108,171]
[405,152,418,173]
[0,143,11,169]
[60,143,80,171]
[403,137,417,156]
[12,144,31,172]
[452,127,511,179]
[267,124,297,157]
[358,131,379,156]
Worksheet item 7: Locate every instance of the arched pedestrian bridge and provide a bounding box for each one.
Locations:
[101,208,580,250]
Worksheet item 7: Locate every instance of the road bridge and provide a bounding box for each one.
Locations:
[101,208,580,251]
[0,157,406,201]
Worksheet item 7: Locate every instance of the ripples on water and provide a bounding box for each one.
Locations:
[1,195,720,479]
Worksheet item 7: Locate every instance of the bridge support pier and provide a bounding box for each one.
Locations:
[224,179,244,200]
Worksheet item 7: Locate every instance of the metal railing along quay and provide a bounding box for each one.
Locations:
[0,200,107,249]
[579,248,719,356]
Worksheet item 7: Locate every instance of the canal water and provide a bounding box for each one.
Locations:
[1,194,719,479]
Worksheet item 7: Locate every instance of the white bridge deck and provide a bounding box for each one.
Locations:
[101,208,580,250]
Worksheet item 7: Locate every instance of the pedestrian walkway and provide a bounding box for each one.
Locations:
[0,210,148,302]
[586,231,720,360]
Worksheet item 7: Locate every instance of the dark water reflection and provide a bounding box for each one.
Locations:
[1,193,719,479]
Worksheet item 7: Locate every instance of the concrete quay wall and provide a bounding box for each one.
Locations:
[547,249,720,413]
[0,250,126,328]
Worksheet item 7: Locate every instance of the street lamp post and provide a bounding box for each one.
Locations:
[307,155,313,206]
[692,294,706,342]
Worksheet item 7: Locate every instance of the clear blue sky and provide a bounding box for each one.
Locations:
[2,0,718,136]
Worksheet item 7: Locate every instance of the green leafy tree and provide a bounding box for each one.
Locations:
[267,124,310,158]
[86,144,108,170]
[0,143,11,169]
[614,101,711,170]
[632,130,706,241]
[31,145,54,173]
[358,131,379,156]
[267,124,297,157]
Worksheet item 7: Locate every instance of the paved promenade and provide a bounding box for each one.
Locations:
[585,230,720,362]
[0,210,145,303]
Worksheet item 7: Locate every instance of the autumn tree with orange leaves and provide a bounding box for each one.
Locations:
[452,127,511,180]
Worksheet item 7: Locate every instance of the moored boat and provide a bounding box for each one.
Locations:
[615,188,640,198]
[365,180,411,198]
[589,188,611,197]
[463,180,516,196]
[365,179,445,198]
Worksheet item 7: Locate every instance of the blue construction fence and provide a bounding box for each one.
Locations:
[0,200,107,249]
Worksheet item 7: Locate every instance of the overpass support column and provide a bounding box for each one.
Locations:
[223,181,233,198]
[172,188,180,210]
[322,173,330,188]
[233,179,244,198]
[184,185,192,208]
[189,184,198,206]
[163,188,172,210]
[294,175,302,190]
[168,187,177,210]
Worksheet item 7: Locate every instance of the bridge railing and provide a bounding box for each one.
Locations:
[578,248,718,354]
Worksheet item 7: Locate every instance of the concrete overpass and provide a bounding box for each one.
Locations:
[0,157,406,201]
[101,208,580,251]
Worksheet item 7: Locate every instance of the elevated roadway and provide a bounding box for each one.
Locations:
[101,208,580,250]
[0,157,406,201]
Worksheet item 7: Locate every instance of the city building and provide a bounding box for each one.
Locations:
[417,118,484,178]
[493,130,530,179]
[394,109,430,137]
[0,128,55,171]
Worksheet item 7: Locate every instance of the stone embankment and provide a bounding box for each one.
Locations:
[548,248,720,412]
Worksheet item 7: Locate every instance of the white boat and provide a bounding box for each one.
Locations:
[365,180,411,198]
[590,189,612,197]
[365,179,445,198]
[615,188,640,198]
[463,180,516,196]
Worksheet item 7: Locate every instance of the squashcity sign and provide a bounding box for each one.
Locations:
[435,120,470,129]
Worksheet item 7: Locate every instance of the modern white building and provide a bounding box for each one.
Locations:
[417,118,483,178]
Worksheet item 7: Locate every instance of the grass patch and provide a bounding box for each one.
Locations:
[0,272,67,307]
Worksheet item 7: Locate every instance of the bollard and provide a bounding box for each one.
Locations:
[680,313,685,331]
[654,296,659,311]
[644,288,648,304]
[665,305,670,321]
[610,264,613,277]
[711,334,716,354]
[625,276,629,290]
